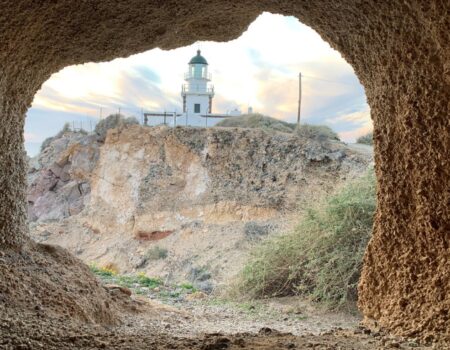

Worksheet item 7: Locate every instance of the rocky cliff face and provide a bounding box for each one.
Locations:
[28,125,372,290]
[27,133,100,222]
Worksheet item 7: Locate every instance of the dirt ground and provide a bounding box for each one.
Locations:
[0,306,433,350]
[0,241,439,350]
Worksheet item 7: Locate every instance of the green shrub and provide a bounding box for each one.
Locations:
[233,170,376,309]
[116,273,162,289]
[296,124,340,141]
[356,132,373,145]
[136,273,163,288]
[89,263,117,277]
[145,246,168,261]
[179,282,197,291]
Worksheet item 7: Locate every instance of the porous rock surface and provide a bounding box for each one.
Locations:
[0,0,449,341]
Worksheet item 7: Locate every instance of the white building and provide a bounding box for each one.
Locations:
[145,50,242,127]
[181,50,214,117]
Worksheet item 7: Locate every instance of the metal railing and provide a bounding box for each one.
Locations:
[181,84,214,95]
[184,71,212,80]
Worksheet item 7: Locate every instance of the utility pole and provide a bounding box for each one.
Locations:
[297,72,302,129]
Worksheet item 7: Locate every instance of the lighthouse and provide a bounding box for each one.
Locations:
[181,50,214,117]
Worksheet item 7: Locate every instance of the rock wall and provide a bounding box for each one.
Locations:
[27,133,100,222]
[86,126,359,232]
[1,0,449,339]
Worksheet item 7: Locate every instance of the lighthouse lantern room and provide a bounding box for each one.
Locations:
[181,50,214,116]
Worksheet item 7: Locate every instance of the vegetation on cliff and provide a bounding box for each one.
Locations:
[216,113,340,141]
[40,122,87,151]
[233,169,376,309]
[95,114,139,141]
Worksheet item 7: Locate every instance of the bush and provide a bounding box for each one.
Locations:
[94,113,139,141]
[89,263,117,277]
[216,114,296,134]
[296,124,340,141]
[216,114,340,141]
[233,170,376,309]
[356,132,373,145]
[145,246,168,261]
[179,282,197,291]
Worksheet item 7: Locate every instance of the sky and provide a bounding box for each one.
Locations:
[25,12,372,156]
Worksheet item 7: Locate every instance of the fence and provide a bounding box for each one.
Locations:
[66,106,225,132]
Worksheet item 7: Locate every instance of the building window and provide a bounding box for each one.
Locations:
[194,104,201,113]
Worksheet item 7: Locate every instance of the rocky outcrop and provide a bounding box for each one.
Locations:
[27,132,100,222]
[28,125,372,288]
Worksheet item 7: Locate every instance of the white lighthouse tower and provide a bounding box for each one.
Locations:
[181,50,214,117]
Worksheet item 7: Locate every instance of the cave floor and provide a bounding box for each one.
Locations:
[1,298,431,350]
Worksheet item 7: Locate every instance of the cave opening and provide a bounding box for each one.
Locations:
[25,12,374,338]
[1,1,448,347]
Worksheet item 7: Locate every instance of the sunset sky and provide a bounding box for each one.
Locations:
[25,12,372,156]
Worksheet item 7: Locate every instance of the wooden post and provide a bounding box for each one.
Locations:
[297,72,302,129]
[298,72,302,124]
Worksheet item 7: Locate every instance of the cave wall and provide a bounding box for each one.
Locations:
[0,0,448,339]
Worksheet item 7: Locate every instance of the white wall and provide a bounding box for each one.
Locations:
[186,94,210,115]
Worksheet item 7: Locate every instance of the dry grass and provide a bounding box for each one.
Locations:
[216,114,339,140]
[232,170,376,310]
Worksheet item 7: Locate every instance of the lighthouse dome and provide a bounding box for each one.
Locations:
[189,50,208,65]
